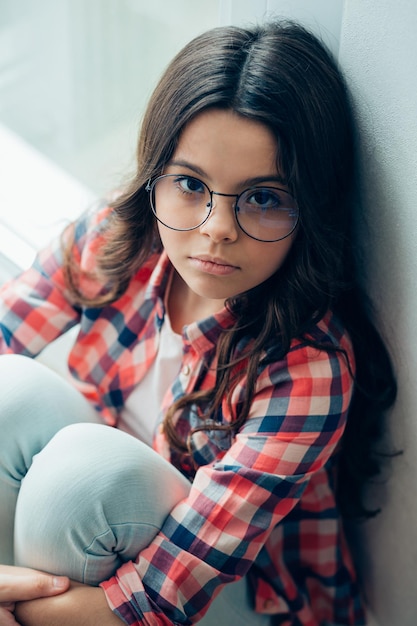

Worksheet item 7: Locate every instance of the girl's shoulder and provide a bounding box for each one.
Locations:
[304,310,352,352]
[261,310,354,379]
[285,310,355,378]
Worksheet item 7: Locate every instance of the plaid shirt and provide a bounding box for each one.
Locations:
[0,207,365,625]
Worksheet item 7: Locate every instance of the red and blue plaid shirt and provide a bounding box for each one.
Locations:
[0,207,365,625]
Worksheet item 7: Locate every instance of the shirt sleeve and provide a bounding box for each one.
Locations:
[0,205,110,356]
[101,336,354,625]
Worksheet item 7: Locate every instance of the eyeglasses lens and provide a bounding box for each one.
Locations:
[152,175,211,231]
[236,188,298,242]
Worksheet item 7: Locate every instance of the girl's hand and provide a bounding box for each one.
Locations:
[0,565,69,626]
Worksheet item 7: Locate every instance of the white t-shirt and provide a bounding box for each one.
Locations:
[117,311,183,445]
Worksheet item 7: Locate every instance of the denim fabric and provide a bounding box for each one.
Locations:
[0,354,101,565]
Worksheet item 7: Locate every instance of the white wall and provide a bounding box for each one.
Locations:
[223,1,417,624]
[219,0,344,55]
[339,2,417,625]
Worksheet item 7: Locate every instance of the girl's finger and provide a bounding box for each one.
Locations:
[0,565,70,603]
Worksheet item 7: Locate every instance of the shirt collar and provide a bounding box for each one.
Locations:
[183,308,236,356]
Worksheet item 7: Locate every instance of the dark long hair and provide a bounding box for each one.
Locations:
[64,21,396,519]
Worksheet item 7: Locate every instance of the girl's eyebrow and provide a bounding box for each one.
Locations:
[166,159,287,188]
[167,159,206,178]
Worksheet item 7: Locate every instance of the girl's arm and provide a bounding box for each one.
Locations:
[0,205,110,357]
[15,582,124,626]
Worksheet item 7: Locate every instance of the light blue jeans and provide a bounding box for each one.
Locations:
[0,355,271,625]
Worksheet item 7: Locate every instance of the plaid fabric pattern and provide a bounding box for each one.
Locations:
[0,207,365,625]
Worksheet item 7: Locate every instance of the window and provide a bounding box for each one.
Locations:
[0,0,219,267]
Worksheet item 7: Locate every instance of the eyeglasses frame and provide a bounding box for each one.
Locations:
[145,174,299,243]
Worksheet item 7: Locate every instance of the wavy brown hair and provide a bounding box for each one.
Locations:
[63,21,396,519]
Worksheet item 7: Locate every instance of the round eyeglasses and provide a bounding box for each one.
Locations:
[146,174,299,243]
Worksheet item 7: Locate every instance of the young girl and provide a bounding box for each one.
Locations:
[0,20,396,626]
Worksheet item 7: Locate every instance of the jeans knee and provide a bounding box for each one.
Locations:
[38,423,190,501]
[15,425,113,549]
[14,424,191,580]
[27,423,112,488]
[18,423,191,530]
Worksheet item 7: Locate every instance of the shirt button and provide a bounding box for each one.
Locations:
[182,364,191,376]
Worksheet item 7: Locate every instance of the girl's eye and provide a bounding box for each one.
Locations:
[244,188,283,209]
[175,176,205,195]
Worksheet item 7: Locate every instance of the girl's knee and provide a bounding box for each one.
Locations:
[20,423,190,515]
[14,424,191,580]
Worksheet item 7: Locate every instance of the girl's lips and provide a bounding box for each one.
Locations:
[189,256,239,276]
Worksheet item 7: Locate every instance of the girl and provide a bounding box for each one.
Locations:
[0,20,396,626]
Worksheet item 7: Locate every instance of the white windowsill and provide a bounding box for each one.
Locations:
[0,124,96,270]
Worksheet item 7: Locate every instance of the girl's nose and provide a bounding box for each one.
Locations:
[199,196,239,242]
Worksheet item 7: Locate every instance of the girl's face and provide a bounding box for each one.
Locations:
[156,108,297,320]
